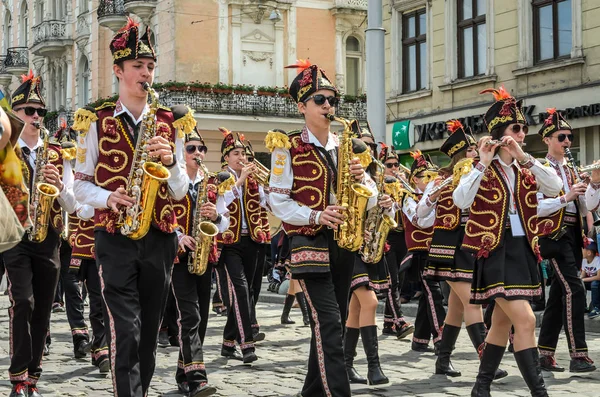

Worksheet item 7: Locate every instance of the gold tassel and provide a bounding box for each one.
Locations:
[60,147,77,161]
[172,107,196,138]
[452,158,475,186]
[354,149,372,169]
[264,130,291,152]
[218,175,235,195]
[72,108,98,136]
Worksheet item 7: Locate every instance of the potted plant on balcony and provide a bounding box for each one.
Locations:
[343,94,357,103]
[276,86,291,98]
[189,81,211,93]
[233,84,255,95]
[212,82,233,94]
[257,86,277,96]
[163,81,188,91]
[357,93,367,102]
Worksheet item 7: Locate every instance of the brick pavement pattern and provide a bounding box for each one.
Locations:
[1,295,600,396]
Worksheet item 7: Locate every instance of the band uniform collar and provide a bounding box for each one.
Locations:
[303,125,339,151]
[545,153,566,167]
[18,136,44,152]
[113,99,150,125]
[493,153,518,168]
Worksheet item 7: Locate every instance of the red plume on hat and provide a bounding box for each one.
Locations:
[20,69,35,83]
[446,120,464,134]
[239,133,245,142]
[284,59,312,73]
[480,85,512,102]
[544,108,557,125]
[119,16,139,33]
[410,149,427,167]
[219,127,232,137]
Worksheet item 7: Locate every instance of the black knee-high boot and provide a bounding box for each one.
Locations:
[435,324,461,377]
[295,292,310,326]
[360,325,390,386]
[344,327,367,384]
[281,294,295,324]
[466,322,508,380]
[471,343,506,397]
[514,348,548,397]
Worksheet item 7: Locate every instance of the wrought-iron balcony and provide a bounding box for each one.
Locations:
[157,89,367,121]
[0,55,13,87]
[31,20,73,58]
[124,0,156,22]
[333,0,367,11]
[97,0,128,32]
[5,47,29,77]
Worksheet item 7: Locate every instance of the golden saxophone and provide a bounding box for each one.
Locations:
[392,170,418,199]
[360,158,398,264]
[188,158,220,276]
[119,82,171,239]
[238,158,270,186]
[28,125,60,242]
[326,114,375,252]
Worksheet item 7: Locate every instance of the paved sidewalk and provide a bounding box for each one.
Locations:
[1,290,600,396]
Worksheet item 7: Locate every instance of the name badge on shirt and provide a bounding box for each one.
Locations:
[509,213,526,237]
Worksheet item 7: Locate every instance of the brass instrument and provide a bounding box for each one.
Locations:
[361,158,397,263]
[326,114,375,252]
[28,126,60,242]
[238,158,270,186]
[188,158,219,276]
[392,171,418,198]
[119,82,171,239]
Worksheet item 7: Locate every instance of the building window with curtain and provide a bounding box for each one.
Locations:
[345,35,362,96]
[533,0,572,63]
[402,8,427,93]
[458,0,486,78]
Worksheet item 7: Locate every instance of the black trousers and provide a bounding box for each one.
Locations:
[412,252,446,345]
[95,228,177,397]
[250,243,267,332]
[221,236,259,353]
[171,254,212,388]
[80,259,108,365]
[295,230,353,397]
[538,226,588,358]
[212,265,229,308]
[3,229,60,385]
[58,242,89,347]
[160,285,178,339]
[384,231,408,328]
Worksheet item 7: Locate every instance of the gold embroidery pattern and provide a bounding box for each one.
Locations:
[113,48,132,60]
[12,93,24,102]
[77,147,87,163]
[95,130,128,187]
[487,115,513,130]
[74,221,95,255]
[245,183,263,242]
[447,141,466,157]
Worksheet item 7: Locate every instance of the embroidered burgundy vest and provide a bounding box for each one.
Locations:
[462,161,539,258]
[93,106,177,234]
[281,131,330,237]
[537,159,577,237]
[65,212,79,246]
[434,185,461,231]
[402,194,434,252]
[71,219,95,260]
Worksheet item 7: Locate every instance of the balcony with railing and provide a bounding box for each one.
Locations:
[97,0,128,31]
[5,47,29,76]
[31,20,73,58]
[333,0,367,11]
[124,0,156,22]
[0,55,12,87]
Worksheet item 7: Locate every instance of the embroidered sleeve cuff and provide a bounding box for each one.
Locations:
[474,162,486,173]
[269,187,291,195]
[560,195,567,205]
[233,186,241,199]
[591,181,600,190]
[519,154,535,169]
[310,210,319,226]
[426,197,435,207]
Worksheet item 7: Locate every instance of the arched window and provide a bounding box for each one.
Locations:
[19,2,28,47]
[3,12,12,53]
[36,0,45,24]
[78,56,90,106]
[345,35,362,96]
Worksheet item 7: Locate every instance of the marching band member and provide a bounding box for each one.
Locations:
[343,121,392,387]
[453,86,561,397]
[267,60,365,397]
[403,150,445,353]
[419,120,507,379]
[378,144,414,339]
[73,18,193,397]
[171,128,230,397]
[4,71,77,397]
[218,128,270,364]
[536,108,596,372]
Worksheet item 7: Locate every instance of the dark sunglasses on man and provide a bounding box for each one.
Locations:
[511,124,528,134]
[385,162,400,169]
[15,106,48,117]
[185,144,207,154]
[304,94,339,107]
[555,133,573,143]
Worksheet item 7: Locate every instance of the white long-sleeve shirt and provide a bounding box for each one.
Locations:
[453,155,562,211]
[586,182,600,212]
[537,155,587,218]
[73,101,187,208]
[403,188,435,229]
[222,166,267,231]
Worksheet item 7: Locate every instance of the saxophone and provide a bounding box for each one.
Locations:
[188,158,220,276]
[360,158,398,264]
[119,82,172,239]
[326,114,375,252]
[28,126,60,242]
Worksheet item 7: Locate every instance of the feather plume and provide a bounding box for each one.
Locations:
[119,16,139,32]
[380,142,388,149]
[284,59,312,73]
[480,85,512,101]
[544,108,557,125]
[446,119,463,134]
[239,133,245,142]
[20,69,35,83]
[409,150,422,160]
[219,127,232,137]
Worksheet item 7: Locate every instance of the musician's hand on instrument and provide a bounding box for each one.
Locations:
[363,230,373,244]
[478,137,496,167]
[179,235,196,251]
[147,136,174,166]
[200,202,218,221]
[238,163,255,183]
[319,205,346,228]
[592,160,600,183]
[378,194,393,209]
[42,164,63,191]
[107,187,135,212]
[501,136,526,161]
[349,158,364,181]
[566,182,588,201]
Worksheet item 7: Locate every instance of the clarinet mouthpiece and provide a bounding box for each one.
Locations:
[142,82,150,91]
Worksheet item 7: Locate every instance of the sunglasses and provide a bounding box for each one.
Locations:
[385,162,400,169]
[556,133,573,143]
[16,107,47,117]
[304,94,339,107]
[185,144,207,154]
[510,124,529,134]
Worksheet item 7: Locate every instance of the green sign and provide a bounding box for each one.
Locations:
[392,120,411,149]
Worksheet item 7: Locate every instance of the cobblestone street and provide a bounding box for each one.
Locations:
[1,291,600,396]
